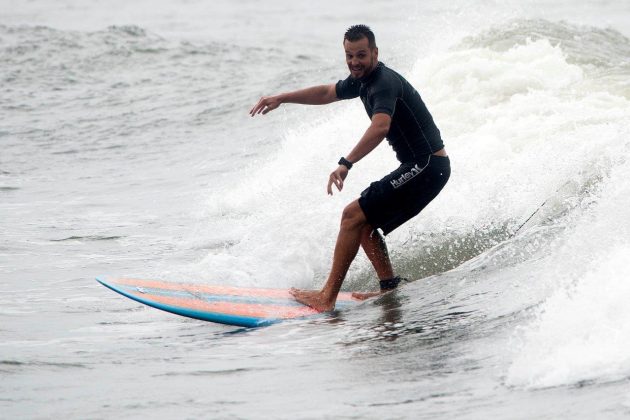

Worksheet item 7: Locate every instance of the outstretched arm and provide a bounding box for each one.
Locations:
[250,84,338,116]
[328,113,392,194]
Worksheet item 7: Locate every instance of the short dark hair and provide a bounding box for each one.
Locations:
[344,24,376,49]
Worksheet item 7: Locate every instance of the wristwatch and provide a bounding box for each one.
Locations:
[338,157,353,170]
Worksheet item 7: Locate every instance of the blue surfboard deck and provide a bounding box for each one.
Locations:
[96,276,360,328]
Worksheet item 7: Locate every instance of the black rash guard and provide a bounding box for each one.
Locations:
[335,62,444,163]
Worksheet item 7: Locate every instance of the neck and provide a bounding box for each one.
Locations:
[360,61,380,81]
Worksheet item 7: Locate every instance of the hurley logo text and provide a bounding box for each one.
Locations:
[390,164,423,189]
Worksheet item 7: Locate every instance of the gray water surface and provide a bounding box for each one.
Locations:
[2,1,630,418]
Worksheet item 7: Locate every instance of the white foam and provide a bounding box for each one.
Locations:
[507,246,630,388]
[403,39,629,233]
[191,30,630,291]
[507,154,630,388]
[191,102,398,287]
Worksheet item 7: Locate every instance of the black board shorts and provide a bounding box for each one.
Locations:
[358,155,450,235]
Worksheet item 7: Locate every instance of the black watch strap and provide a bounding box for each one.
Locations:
[338,157,353,170]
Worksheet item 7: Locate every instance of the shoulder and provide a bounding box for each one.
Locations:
[335,75,360,100]
[369,63,403,94]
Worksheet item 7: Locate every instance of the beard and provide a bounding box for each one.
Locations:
[349,55,376,79]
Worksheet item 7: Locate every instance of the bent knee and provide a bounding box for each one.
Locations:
[340,202,367,231]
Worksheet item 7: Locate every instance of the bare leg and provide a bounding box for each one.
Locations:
[360,228,394,280]
[351,228,398,300]
[290,200,367,311]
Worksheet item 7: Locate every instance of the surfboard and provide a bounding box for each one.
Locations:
[96,275,360,328]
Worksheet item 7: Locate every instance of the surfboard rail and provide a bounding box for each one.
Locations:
[96,275,359,328]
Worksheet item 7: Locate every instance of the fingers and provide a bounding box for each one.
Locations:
[327,165,349,195]
[250,97,277,117]
[327,171,344,195]
[249,98,266,116]
[334,175,344,191]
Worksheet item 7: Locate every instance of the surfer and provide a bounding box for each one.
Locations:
[250,25,450,311]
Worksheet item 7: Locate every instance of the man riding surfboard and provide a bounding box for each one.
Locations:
[250,25,450,311]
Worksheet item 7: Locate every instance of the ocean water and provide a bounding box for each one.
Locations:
[2,0,630,418]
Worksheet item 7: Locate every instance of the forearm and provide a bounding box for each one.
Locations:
[277,84,337,105]
[345,116,390,164]
[326,114,390,195]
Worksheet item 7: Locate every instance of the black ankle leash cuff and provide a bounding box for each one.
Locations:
[379,276,403,291]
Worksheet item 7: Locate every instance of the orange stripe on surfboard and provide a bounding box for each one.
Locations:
[112,277,359,302]
[132,291,320,318]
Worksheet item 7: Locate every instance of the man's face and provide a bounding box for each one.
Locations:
[344,37,378,79]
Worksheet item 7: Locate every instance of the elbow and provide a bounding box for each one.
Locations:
[371,114,391,139]
[376,122,390,139]
[381,124,391,137]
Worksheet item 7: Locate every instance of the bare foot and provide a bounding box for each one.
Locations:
[351,291,383,300]
[289,288,335,312]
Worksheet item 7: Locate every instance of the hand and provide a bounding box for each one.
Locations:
[327,165,349,195]
[250,96,282,116]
